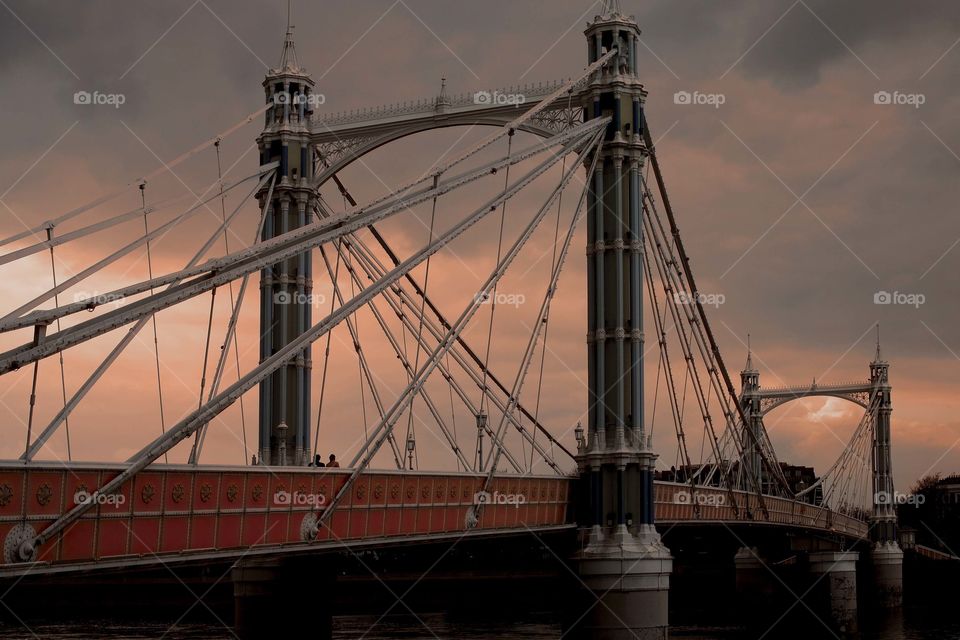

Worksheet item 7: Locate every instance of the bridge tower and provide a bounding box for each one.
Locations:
[575,1,671,637]
[739,343,765,492]
[868,335,903,606]
[256,25,317,466]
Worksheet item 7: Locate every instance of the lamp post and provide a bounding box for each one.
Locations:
[476,411,487,469]
[574,421,585,453]
[406,435,416,471]
[276,421,288,466]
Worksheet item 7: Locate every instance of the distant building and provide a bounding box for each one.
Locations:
[780,463,822,505]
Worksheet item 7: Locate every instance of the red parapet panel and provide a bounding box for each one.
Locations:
[368,476,388,509]
[430,507,446,533]
[218,474,247,511]
[95,518,130,559]
[25,471,64,517]
[132,473,164,515]
[129,517,161,555]
[431,478,446,506]
[383,506,401,536]
[328,509,349,541]
[163,474,194,513]
[399,503,419,536]
[0,471,24,519]
[160,516,189,553]
[189,514,217,550]
[445,507,462,531]
[63,471,103,513]
[402,476,419,507]
[59,519,96,562]
[0,524,11,564]
[191,474,222,513]
[415,505,432,535]
[241,513,267,546]
[385,475,403,506]
[351,478,369,508]
[447,476,463,507]
[31,520,58,563]
[267,472,295,512]
[244,475,269,511]
[216,514,242,549]
[366,507,385,538]
[264,512,290,545]
[347,509,367,539]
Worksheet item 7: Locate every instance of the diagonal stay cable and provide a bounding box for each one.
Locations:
[24,125,601,554]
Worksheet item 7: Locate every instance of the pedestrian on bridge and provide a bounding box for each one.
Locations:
[327,454,340,468]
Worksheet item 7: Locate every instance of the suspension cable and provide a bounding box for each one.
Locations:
[529,151,567,472]
[478,131,515,424]
[402,173,442,469]
[141,183,168,463]
[20,171,277,461]
[213,140,248,462]
[312,230,342,461]
[0,103,272,250]
[45,225,72,460]
[190,176,277,465]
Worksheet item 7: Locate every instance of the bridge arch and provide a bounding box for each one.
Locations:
[312,114,562,187]
[758,389,870,417]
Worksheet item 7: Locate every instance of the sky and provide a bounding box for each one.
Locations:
[1,0,959,496]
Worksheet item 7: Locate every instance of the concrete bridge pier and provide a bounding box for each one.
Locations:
[734,547,776,623]
[232,557,333,639]
[577,524,672,639]
[807,551,859,635]
[869,542,904,608]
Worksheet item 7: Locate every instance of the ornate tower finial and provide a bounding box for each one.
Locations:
[874,323,883,362]
[278,1,300,71]
[435,77,451,112]
[745,333,755,371]
[601,0,623,17]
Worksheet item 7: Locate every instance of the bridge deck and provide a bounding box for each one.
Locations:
[0,464,867,576]
[0,464,568,575]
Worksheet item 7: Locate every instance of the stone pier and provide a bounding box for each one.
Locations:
[808,551,858,635]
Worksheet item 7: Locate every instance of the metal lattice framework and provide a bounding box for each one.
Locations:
[0,24,894,570]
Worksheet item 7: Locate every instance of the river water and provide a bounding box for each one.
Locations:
[1,609,957,639]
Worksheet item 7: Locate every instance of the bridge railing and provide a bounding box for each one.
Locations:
[0,463,571,573]
[312,79,574,128]
[756,381,872,396]
[653,482,868,539]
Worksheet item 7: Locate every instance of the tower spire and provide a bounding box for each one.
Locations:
[279,0,300,71]
[601,0,623,17]
[874,323,883,362]
[745,333,755,372]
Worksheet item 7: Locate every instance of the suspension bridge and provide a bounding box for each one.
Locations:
[0,2,906,638]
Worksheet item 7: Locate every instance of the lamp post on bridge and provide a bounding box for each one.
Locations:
[574,3,671,638]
